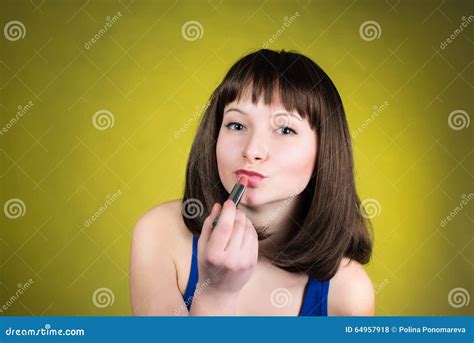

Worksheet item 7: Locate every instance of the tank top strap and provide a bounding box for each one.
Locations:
[299,276,330,316]
[182,235,199,310]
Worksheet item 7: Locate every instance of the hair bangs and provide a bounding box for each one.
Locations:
[215,49,322,130]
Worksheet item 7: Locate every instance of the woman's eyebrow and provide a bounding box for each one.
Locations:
[224,107,247,115]
[224,108,302,122]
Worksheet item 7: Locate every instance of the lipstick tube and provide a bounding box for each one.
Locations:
[212,177,248,228]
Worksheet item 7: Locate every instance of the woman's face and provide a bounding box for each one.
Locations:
[216,94,317,207]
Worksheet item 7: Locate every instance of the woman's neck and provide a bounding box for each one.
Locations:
[238,193,307,256]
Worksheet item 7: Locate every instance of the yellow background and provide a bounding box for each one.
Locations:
[0,0,472,315]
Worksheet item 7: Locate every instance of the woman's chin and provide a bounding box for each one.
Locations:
[239,192,263,207]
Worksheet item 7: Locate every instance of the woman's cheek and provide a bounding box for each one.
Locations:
[216,136,237,186]
[279,143,315,181]
[217,134,232,161]
[216,137,225,174]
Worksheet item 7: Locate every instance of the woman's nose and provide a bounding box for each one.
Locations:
[242,133,267,162]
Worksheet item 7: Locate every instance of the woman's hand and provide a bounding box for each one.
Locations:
[189,200,259,315]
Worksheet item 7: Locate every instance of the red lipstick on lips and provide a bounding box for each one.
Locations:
[235,169,267,187]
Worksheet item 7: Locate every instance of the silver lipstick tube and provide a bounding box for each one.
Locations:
[211,182,247,228]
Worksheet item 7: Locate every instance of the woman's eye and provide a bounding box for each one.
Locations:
[224,122,296,135]
[276,127,297,135]
[225,122,244,131]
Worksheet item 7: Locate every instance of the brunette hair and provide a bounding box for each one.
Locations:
[182,49,373,280]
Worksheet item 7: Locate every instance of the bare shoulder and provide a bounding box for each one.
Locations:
[328,257,375,316]
[133,199,190,244]
[134,199,183,226]
[131,198,193,273]
[129,199,192,315]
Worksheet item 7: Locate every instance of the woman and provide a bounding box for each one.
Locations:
[130,49,375,316]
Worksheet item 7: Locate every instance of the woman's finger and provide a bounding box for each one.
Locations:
[200,203,220,244]
[225,209,246,252]
[208,199,236,251]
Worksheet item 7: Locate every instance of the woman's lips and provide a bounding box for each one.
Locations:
[236,172,266,187]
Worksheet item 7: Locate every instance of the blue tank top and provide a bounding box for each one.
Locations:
[182,235,330,316]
